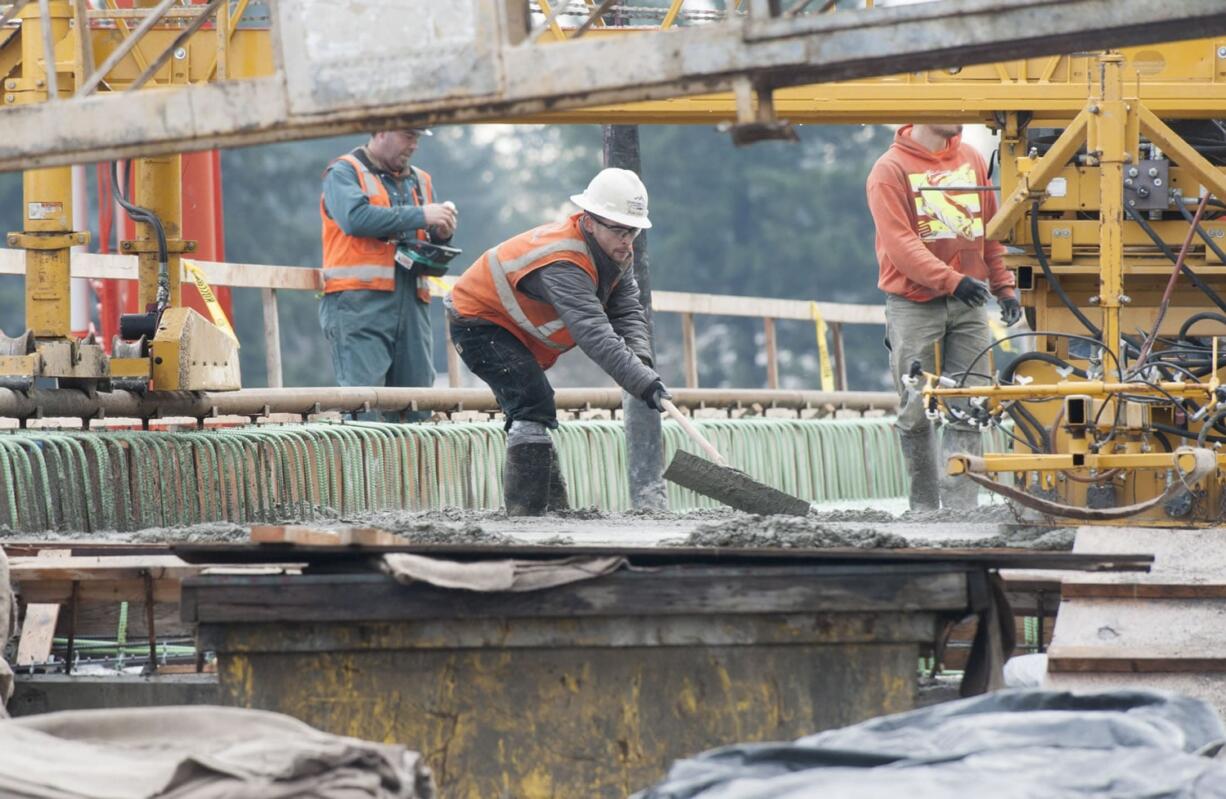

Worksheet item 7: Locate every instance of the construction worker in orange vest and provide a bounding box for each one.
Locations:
[448,168,670,515]
[319,128,458,421]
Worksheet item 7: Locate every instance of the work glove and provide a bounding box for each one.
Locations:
[952,276,992,307]
[641,380,672,412]
[999,296,1023,326]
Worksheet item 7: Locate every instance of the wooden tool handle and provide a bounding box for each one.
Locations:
[661,399,728,467]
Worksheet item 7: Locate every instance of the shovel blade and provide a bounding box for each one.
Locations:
[663,450,811,517]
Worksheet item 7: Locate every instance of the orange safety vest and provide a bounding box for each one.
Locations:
[319,154,435,302]
[451,213,603,369]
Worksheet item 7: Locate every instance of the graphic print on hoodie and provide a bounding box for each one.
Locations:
[910,163,980,241]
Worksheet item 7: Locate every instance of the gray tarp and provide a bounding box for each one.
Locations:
[635,690,1226,798]
[381,553,627,592]
[0,705,435,798]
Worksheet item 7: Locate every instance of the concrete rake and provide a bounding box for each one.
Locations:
[660,400,811,517]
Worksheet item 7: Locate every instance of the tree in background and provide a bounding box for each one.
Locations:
[0,122,896,391]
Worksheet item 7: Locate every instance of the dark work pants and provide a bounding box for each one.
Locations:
[449,321,558,429]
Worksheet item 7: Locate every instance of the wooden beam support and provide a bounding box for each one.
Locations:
[261,287,282,389]
[681,311,698,388]
[763,316,779,389]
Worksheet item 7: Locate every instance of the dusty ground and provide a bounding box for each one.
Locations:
[3,500,1071,550]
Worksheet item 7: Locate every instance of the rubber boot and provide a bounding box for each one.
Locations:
[940,427,983,510]
[504,443,553,516]
[546,450,570,512]
[898,428,941,512]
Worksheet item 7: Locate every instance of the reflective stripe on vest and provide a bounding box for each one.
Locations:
[322,264,396,286]
[487,237,591,350]
[321,155,436,296]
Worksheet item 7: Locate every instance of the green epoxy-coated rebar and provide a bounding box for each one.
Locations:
[0,416,973,531]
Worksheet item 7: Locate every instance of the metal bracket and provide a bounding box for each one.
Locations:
[720,77,798,147]
[119,239,197,254]
[5,231,90,249]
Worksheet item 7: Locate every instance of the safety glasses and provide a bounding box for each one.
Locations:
[590,215,642,241]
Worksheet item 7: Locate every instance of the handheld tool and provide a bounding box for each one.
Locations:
[660,399,811,517]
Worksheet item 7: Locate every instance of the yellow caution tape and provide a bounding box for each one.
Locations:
[809,302,834,391]
[182,259,238,342]
[427,275,454,296]
[988,317,1015,352]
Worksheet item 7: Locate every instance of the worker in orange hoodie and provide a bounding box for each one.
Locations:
[867,124,1020,511]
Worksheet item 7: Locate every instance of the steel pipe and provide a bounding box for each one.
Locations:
[0,387,898,421]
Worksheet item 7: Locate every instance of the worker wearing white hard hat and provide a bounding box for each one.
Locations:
[447,168,669,516]
[319,128,458,421]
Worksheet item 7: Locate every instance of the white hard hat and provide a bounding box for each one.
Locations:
[570,168,652,229]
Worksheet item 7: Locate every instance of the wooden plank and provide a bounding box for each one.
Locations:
[1047,648,1226,674]
[8,555,199,582]
[15,549,68,667]
[250,525,407,547]
[261,287,283,388]
[181,566,972,624]
[654,290,885,325]
[55,600,189,638]
[763,317,779,389]
[173,541,1153,571]
[830,321,848,391]
[18,578,181,605]
[1061,582,1226,599]
[681,312,698,388]
[0,250,320,290]
[198,257,321,290]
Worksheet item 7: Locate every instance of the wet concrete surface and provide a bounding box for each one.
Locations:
[4,499,1071,550]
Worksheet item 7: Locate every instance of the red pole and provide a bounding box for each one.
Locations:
[181,150,232,319]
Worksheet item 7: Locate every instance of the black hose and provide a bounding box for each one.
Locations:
[1000,351,1089,383]
[1180,198,1226,272]
[1031,199,1102,339]
[1151,429,1173,452]
[1178,311,1226,342]
[1008,402,1051,453]
[1199,407,1226,446]
[1152,421,1226,445]
[1126,204,1226,316]
[110,160,170,303]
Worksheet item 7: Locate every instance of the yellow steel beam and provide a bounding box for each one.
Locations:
[1091,53,1130,356]
[986,108,1089,240]
[926,380,1213,401]
[660,0,684,29]
[948,450,1209,476]
[1140,105,1226,206]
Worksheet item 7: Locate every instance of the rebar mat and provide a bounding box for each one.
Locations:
[0,418,1006,532]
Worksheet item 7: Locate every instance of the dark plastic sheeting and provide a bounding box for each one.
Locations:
[635,690,1226,798]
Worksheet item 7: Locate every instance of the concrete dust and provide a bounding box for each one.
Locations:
[337,510,514,545]
[680,516,911,549]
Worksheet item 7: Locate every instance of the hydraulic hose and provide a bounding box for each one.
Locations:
[1126,204,1226,316]
[1179,312,1226,342]
[1133,195,1211,369]
[1178,199,1226,272]
[110,160,170,306]
[1031,200,1101,339]
[999,351,1089,384]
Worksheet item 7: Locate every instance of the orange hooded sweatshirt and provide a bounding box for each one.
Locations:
[867,125,1015,303]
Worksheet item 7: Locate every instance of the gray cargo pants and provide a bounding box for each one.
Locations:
[886,294,992,508]
[886,294,992,434]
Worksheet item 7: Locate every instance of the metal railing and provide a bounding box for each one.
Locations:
[0,249,886,392]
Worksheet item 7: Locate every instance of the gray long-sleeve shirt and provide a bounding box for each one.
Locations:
[515,230,660,398]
